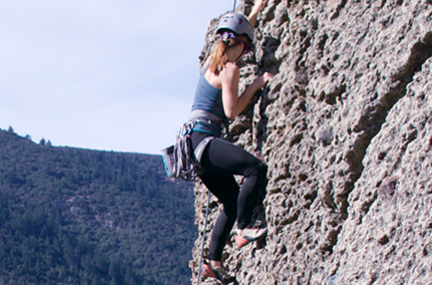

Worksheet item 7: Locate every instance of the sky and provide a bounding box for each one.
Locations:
[0,0,235,155]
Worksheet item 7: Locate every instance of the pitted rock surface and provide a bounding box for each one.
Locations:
[191,1,432,284]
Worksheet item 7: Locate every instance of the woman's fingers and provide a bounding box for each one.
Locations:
[254,72,274,89]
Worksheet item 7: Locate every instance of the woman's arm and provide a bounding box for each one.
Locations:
[220,0,272,119]
[221,63,273,119]
[247,0,269,28]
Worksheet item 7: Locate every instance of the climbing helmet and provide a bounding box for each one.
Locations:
[216,12,254,42]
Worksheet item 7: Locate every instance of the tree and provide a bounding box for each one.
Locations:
[109,276,119,285]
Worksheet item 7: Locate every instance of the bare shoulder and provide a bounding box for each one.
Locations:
[224,62,239,71]
[204,56,212,66]
[220,62,240,80]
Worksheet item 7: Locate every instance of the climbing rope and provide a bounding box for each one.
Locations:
[196,191,211,285]
[232,0,246,14]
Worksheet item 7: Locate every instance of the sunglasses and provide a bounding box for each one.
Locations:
[221,32,254,53]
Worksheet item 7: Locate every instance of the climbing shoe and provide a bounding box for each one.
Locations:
[202,261,235,284]
[235,228,268,248]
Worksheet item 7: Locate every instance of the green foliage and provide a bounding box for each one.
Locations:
[0,129,196,284]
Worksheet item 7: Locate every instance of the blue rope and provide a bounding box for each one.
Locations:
[196,191,211,285]
[233,0,246,14]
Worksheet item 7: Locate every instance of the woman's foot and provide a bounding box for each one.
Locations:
[235,228,268,248]
[202,260,235,284]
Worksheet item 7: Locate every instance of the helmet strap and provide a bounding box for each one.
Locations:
[221,31,251,53]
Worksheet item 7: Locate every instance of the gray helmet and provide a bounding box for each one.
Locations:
[216,13,254,42]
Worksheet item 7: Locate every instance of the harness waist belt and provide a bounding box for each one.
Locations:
[188,109,223,127]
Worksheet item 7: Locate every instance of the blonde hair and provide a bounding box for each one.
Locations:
[209,35,250,75]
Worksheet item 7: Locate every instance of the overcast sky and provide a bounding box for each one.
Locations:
[0,0,235,154]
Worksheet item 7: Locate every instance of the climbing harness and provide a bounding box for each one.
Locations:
[161,123,197,181]
[196,191,211,285]
[161,110,226,181]
[188,109,229,139]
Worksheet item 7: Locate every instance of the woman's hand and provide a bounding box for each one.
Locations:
[252,0,269,14]
[221,66,274,119]
[253,72,274,89]
[248,0,269,27]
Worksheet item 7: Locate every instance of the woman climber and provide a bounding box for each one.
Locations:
[189,0,273,283]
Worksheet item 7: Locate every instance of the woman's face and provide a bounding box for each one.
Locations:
[236,42,247,57]
[226,39,245,62]
[232,37,252,57]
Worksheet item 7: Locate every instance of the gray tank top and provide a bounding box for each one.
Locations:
[190,66,227,137]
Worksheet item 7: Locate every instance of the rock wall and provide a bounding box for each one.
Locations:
[191,1,432,284]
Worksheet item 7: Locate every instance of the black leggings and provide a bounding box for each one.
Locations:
[191,131,267,261]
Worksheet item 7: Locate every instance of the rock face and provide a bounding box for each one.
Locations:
[191,1,432,284]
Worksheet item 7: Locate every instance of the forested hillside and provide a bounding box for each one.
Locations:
[0,127,196,285]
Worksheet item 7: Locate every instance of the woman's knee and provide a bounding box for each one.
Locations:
[257,161,268,177]
[245,159,267,178]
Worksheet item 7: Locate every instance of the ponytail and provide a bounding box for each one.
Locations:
[209,41,228,75]
[208,34,250,75]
